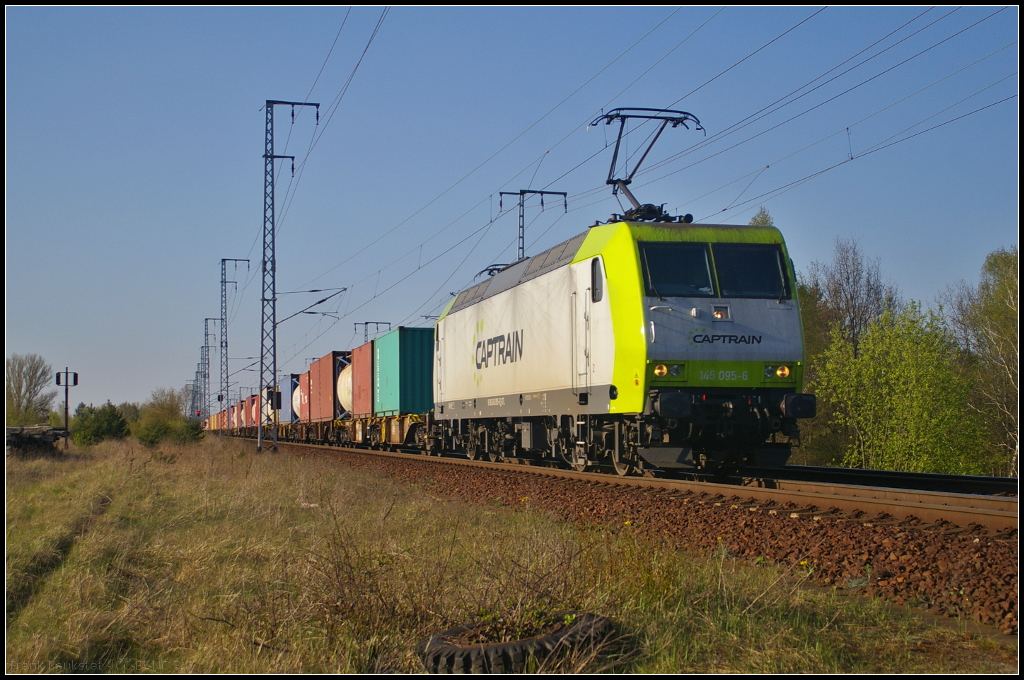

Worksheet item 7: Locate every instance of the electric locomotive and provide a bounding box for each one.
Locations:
[428,109,814,472]
[429,218,816,472]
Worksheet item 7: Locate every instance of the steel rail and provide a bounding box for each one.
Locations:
[746,464,1019,496]
[271,441,1018,532]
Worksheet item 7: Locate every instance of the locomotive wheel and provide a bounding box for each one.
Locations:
[487,450,502,463]
[610,447,634,476]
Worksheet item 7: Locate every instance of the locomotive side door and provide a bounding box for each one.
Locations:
[571,262,592,400]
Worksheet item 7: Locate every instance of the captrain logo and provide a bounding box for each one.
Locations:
[475,330,524,369]
[469,320,525,387]
[687,328,762,346]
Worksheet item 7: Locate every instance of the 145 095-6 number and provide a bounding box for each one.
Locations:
[699,370,749,381]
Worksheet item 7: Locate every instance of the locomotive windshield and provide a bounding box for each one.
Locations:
[712,243,791,299]
[639,242,715,297]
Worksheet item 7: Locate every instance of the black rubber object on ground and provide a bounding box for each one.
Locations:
[416,613,611,673]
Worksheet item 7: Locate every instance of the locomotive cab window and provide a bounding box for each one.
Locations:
[591,257,603,302]
[638,242,715,297]
[712,243,791,299]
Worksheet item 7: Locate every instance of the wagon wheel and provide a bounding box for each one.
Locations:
[465,432,479,461]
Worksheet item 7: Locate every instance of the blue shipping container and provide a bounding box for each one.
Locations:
[373,327,434,416]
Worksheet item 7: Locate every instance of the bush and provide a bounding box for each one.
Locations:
[813,303,985,474]
[70,402,130,446]
[131,387,202,448]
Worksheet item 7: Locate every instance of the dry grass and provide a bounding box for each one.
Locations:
[6,438,1017,673]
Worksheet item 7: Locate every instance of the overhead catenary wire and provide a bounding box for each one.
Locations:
[289,9,987,354]
[672,50,1018,214]
[275,7,390,239]
[239,8,1013,386]
[639,5,1005,186]
[549,7,960,205]
[565,7,1013,217]
[296,6,689,289]
[703,94,1018,224]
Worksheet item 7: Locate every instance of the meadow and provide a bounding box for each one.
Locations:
[6,438,1015,673]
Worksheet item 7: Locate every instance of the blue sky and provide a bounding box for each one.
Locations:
[6,6,1018,409]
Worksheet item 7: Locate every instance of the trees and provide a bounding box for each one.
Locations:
[70,401,130,446]
[941,246,1018,476]
[133,388,202,447]
[814,304,985,474]
[802,237,901,352]
[748,206,774,227]
[5,354,57,425]
[795,238,901,465]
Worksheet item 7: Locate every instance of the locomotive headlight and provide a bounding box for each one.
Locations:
[775,365,791,378]
[669,364,681,376]
[654,364,668,377]
[764,365,775,378]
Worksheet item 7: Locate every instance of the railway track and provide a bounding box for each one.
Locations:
[267,440,1017,532]
[254,438,1017,634]
[746,464,1019,496]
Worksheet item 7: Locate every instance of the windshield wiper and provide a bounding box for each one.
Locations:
[640,247,665,301]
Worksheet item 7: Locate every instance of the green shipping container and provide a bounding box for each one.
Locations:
[373,327,434,416]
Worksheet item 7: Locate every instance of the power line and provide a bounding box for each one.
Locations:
[629,7,1010,198]
[704,94,1017,223]
[672,50,1018,214]
[295,6,688,288]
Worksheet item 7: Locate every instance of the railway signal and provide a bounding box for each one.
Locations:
[55,368,78,450]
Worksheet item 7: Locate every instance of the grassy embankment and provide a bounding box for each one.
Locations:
[6,438,1016,673]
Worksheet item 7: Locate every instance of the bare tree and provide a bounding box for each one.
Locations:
[5,354,58,425]
[803,237,901,352]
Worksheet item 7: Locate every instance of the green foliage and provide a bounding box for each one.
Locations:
[748,206,774,227]
[117,402,141,424]
[968,247,1018,475]
[794,239,900,466]
[132,388,201,448]
[134,418,171,448]
[170,418,203,445]
[6,353,58,425]
[813,303,985,474]
[940,246,1018,476]
[71,402,130,446]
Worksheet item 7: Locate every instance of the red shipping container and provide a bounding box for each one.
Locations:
[309,352,341,422]
[351,341,374,418]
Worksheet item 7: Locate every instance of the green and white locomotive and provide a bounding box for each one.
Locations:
[432,219,815,472]
[429,109,815,472]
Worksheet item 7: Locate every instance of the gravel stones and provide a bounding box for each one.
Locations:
[306,448,1019,635]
